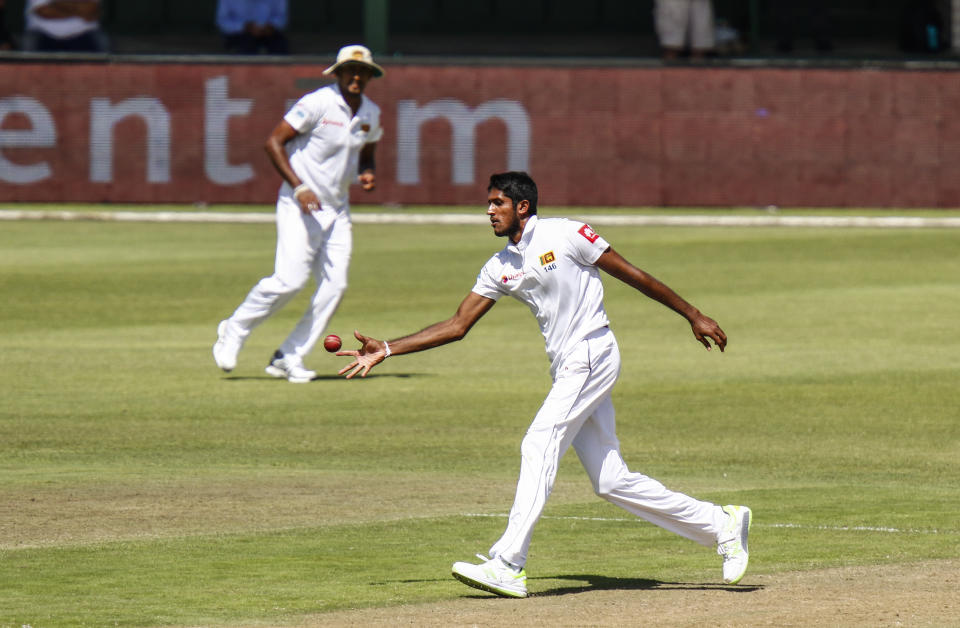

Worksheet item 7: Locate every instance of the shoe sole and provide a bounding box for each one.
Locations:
[213,321,235,372]
[265,365,315,383]
[726,506,752,585]
[451,570,527,599]
[741,507,751,555]
[213,344,234,372]
[264,365,286,379]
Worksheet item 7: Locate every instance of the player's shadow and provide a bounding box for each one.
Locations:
[534,574,763,596]
[223,372,430,382]
[388,574,762,598]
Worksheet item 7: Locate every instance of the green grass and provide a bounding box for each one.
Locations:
[1,211,958,627]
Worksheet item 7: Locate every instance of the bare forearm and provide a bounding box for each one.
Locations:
[358,149,375,175]
[357,144,377,190]
[264,138,300,187]
[627,269,699,321]
[386,318,470,356]
[598,250,699,321]
[385,293,492,356]
[338,293,495,379]
[596,248,727,351]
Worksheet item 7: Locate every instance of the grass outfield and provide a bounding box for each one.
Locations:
[1,210,958,626]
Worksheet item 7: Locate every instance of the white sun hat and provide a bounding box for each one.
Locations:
[323,44,385,78]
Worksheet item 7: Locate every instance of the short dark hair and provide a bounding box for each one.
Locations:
[488,171,538,216]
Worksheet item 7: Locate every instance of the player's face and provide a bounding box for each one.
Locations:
[487,188,524,241]
[336,63,375,96]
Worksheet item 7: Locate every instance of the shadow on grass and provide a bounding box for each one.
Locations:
[532,574,764,596]
[222,373,432,382]
[387,574,763,598]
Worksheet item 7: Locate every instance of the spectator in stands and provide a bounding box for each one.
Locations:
[22,0,106,52]
[654,0,716,60]
[899,0,946,53]
[216,0,289,55]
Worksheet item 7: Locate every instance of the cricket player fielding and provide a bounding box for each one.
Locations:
[338,172,751,598]
[213,45,384,382]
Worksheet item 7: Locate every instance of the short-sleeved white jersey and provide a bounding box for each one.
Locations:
[26,0,99,38]
[472,215,612,370]
[282,83,383,210]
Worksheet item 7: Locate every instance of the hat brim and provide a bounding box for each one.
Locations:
[322,60,385,78]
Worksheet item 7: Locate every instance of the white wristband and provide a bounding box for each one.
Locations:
[293,183,311,199]
[383,341,392,358]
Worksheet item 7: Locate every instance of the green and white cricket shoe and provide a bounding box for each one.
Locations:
[717,505,752,584]
[265,350,316,383]
[213,320,242,372]
[452,554,527,598]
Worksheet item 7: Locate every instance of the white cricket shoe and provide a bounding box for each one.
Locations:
[718,504,752,584]
[265,350,316,383]
[212,320,243,372]
[452,554,527,598]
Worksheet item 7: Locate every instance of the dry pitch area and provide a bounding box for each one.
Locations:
[9,478,958,626]
[303,560,959,627]
[9,480,958,626]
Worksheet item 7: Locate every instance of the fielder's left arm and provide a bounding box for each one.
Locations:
[596,248,727,352]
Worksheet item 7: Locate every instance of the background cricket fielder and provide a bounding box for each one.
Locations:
[213,44,384,383]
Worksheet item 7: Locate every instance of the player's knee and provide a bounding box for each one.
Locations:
[519,429,549,464]
[594,480,614,499]
[260,275,306,296]
[594,467,624,498]
[327,275,348,296]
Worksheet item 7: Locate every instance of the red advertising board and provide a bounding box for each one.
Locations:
[1,62,959,207]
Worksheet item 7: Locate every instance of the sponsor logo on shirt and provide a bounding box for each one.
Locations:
[501,270,524,284]
[320,118,345,127]
[578,224,600,243]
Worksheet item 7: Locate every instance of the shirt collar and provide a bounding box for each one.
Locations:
[506,214,538,254]
[332,83,363,113]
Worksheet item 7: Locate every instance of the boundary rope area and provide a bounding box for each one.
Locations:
[3,209,960,228]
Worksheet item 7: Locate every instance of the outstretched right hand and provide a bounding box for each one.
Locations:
[337,330,388,379]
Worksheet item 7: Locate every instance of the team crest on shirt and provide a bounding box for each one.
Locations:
[539,251,557,272]
[578,224,600,243]
[361,123,371,132]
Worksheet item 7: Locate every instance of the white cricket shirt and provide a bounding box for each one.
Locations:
[26,0,99,38]
[283,83,383,210]
[472,215,612,370]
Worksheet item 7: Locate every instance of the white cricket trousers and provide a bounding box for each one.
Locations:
[489,328,727,568]
[226,193,352,358]
[655,0,716,50]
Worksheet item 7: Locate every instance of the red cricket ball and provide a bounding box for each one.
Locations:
[323,334,342,352]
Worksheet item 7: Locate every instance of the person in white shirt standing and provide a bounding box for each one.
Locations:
[213,44,384,383]
[337,171,751,598]
[22,0,106,52]
[654,0,716,59]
